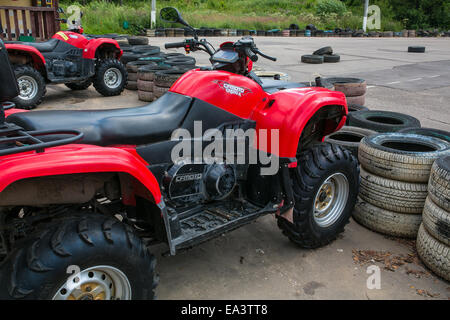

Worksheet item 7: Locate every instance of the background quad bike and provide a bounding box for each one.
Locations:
[5,33,128,110]
[0,10,360,300]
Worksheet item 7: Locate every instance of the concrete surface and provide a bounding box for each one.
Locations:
[38,37,450,299]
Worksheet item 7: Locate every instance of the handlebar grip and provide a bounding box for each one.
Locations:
[256,50,277,62]
[165,41,186,49]
[245,47,258,62]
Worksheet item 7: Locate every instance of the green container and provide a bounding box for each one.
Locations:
[19,35,35,42]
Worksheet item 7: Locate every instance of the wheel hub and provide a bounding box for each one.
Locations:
[104,68,122,89]
[18,76,38,100]
[313,173,349,227]
[53,265,131,300]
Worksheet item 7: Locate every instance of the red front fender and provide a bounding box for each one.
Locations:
[83,38,123,59]
[252,87,347,158]
[5,44,46,69]
[0,144,161,204]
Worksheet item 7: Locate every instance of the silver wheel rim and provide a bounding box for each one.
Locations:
[313,173,349,228]
[104,68,122,89]
[18,75,38,100]
[53,265,132,300]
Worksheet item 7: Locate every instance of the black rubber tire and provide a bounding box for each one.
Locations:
[137,65,171,81]
[163,53,186,59]
[127,36,149,45]
[153,85,169,98]
[353,197,422,238]
[154,70,186,88]
[359,167,427,214]
[326,77,367,97]
[348,104,369,113]
[301,55,324,64]
[428,155,450,212]
[324,126,377,159]
[65,79,92,91]
[12,65,46,110]
[137,79,154,92]
[93,59,127,96]
[126,80,138,91]
[408,46,425,53]
[313,46,332,55]
[416,223,450,281]
[346,95,366,106]
[165,57,196,67]
[126,60,157,73]
[131,45,160,55]
[0,214,158,300]
[347,110,421,132]
[398,127,450,144]
[128,72,138,81]
[422,196,450,246]
[277,143,359,249]
[120,53,141,65]
[358,133,450,183]
[138,90,155,102]
[323,54,340,63]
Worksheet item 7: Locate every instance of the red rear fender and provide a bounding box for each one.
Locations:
[0,144,161,205]
[252,87,347,157]
[5,44,46,69]
[84,39,123,59]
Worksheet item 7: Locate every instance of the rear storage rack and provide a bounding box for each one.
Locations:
[0,123,83,156]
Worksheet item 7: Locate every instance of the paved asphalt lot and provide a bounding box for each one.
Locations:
[39,37,450,299]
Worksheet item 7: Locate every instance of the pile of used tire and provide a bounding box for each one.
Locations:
[326,77,367,105]
[301,46,340,64]
[417,156,450,281]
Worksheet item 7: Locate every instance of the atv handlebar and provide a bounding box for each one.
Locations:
[165,41,186,49]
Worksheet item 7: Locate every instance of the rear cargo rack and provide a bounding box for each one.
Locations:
[0,123,84,156]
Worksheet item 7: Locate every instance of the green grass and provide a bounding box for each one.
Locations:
[60,0,405,35]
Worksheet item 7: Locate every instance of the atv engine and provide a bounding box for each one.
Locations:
[163,163,236,207]
[47,59,78,77]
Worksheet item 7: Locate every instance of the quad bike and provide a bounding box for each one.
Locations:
[0,7,359,300]
[4,7,127,110]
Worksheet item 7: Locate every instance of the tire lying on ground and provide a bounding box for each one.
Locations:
[301,55,324,64]
[408,46,426,53]
[326,77,367,97]
[153,85,169,98]
[353,197,422,238]
[348,104,369,113]
[126,60,157,73]
[323,54,340,63]
[427,155,450,212]
[127,36,149,45]
[154,70,187,88]
[358,133,450,183]
[346,95,366,106]
[313,46,333,55]
[137,79,154,92]
[128,72,138,81]
[137,65,171,82]
[138,90,155,102]
[398,127,450,143]
[324,126,376,158]
[126,80,138,91]
[120,52,141,64]
[422,196,450,246]
[359,167,428,214]
[165,57,196,67]
[347,110,421,132]
[132,45,161,55]
[416,223,450,281]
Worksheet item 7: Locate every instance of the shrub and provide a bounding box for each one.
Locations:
[316,0,347,17]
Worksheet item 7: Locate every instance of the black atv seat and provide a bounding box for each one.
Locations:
[6,92,193,146]
[6,38,59,53]
[260,79,307,93]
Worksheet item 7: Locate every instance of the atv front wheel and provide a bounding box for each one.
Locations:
[65,79,92,90]
[277,143,359,248]
[93,59,127,96]
[12,65,46,109]
[0,214,158,300]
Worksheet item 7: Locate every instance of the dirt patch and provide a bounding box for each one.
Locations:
[352,249,422,272]
[303,281,325,295]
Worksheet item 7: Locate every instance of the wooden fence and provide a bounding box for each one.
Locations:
[0,5,60,41]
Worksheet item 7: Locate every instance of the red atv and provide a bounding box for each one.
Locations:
[4,9,127,110]
[0,7,358,300]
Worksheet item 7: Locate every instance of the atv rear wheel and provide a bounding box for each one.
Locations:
[12,65,46,109]
[277,143,359,248]
[0,214,158,300]
[93,59,127,96]
[65,79,92,91]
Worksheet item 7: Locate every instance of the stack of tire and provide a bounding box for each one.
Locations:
[136,65,170,102]
[153,69,192,101]
[326,77,367,106]
[301,46,340,64]
[417,156,450,281]
[126,61,157,91]
[353,132,450,238]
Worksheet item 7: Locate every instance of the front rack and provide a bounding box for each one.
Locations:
[0,123,84,157]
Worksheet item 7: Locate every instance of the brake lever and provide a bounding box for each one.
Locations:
[254,49,277,61]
